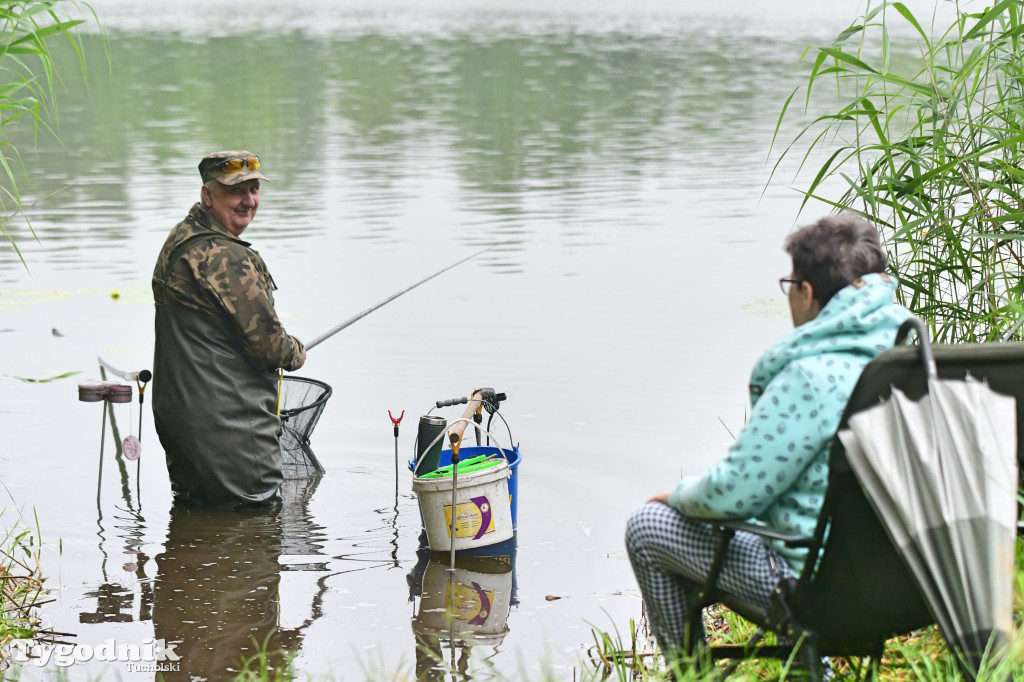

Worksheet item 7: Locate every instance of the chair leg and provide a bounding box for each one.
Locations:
[713,628,767,682]
[683,603,706,655]
[866,649,883,681]
[845,643,883,681]
[681,527,733,659]
[663,642,711,681]
[862,656,875,681]
[783,636,823,682]
[664,608,710,677]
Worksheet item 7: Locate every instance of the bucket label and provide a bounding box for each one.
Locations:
[447,581,494,625]
[443,495,495,540]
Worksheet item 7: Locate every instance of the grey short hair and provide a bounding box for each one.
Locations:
[200,179,219,209]
[784,213,887,305]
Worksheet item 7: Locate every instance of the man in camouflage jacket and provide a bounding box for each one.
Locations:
[152,151,305,507]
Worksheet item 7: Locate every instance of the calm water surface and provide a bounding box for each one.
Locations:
[0,0,934,678]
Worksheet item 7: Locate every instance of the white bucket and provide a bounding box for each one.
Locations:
[412,460,513,552]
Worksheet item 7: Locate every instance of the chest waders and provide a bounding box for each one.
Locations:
[153,234,283,507]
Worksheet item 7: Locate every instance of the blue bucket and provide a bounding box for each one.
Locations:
[410,445,520,531]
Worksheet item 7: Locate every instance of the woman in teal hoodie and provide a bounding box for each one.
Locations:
[625,214,911,660]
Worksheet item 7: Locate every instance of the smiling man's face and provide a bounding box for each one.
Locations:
[202,179,260,237]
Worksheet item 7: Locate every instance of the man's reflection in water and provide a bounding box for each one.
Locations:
[153,505,302,680]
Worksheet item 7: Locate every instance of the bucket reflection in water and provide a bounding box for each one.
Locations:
[411,537,517,678]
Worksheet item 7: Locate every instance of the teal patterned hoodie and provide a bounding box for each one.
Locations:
[668,273,911,575]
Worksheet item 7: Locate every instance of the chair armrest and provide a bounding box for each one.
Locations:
[703,518,815,548]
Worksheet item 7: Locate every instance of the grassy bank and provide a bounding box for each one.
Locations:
[587,619,1024,681]
[584,543,1024,681]
[0,509,69,667]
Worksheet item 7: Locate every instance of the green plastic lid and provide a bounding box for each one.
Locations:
[420,455,502,479]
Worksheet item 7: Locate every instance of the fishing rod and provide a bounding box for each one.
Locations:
[305,242,506,351]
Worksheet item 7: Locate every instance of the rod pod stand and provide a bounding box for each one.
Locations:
[95,359,152,507]
[79,381,133,512]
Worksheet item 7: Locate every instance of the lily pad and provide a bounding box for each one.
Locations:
[743,298,789,318]
[0,286,153,312]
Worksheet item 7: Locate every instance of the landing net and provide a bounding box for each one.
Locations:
[279,376,332,478]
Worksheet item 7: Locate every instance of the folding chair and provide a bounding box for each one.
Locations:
[684,327,1024,681]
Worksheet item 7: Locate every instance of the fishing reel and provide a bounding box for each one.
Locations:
[435,387,507,446]
[436,387,507,414]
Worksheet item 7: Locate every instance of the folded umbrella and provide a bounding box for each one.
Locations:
[838,318,1017,680]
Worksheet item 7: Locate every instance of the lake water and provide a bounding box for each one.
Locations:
[0,0,936,679]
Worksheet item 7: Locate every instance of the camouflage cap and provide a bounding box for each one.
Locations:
[198,150,269,185]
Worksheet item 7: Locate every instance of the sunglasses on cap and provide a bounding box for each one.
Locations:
[214,156,260,174]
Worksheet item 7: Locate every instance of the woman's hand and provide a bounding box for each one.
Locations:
[647,490,671,505]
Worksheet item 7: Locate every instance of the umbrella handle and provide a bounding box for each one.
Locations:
[896,317,937,378]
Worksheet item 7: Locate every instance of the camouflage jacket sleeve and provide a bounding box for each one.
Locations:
[196,240,304,371]
[179,239,304,371]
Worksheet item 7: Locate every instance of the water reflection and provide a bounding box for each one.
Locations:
[152,506,300,680]
[153,477,325,679]
[81,397,329,680]
[82,502,153,626]
[279,477,328,564]
[3,20,824,278]
[408,537,518,679]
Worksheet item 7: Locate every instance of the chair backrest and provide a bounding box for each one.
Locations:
[785,341,1024,654]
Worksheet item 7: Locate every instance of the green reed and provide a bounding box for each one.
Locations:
[0,0,94,268]
[0,507,66,669]
[233,632,297,682]
[771,0,1024,342]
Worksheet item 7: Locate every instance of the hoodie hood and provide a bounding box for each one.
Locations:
[749,273,909,406]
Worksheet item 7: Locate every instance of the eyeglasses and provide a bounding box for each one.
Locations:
[779,277,804,295]
[215,156,260,174]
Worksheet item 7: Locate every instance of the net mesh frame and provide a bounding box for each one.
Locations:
[279,375,332,478]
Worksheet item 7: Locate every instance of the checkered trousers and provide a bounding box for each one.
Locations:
[625,502,792,656]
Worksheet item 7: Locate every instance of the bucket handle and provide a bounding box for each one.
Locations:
[412,418,509,476]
